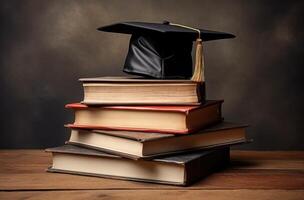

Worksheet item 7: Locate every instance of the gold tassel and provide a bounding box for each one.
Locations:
[191,38,205,82]
[168,22,204,83]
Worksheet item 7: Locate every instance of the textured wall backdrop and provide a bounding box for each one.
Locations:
[1,0,303,149]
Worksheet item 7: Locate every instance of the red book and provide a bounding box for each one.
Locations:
[66,100,223,134]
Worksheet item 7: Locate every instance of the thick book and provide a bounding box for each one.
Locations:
[79,77,205,105]
[46,144,230,186]
[66,100,223,134]
[67,121,248,159]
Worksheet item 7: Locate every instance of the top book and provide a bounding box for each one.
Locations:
[79,77,205,105]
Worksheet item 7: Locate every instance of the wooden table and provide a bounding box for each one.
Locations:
[0,150,303,199]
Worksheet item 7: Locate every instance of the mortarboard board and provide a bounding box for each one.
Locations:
[98,21,235,81]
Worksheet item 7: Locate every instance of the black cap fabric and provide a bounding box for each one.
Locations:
[98,21,235,79]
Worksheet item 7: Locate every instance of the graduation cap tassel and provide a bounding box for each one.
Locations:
[191,38,204,82]
[168,22,204,82]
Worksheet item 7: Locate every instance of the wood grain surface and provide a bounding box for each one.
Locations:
[0,150,303,199]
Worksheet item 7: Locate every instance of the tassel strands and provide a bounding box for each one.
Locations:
[191,38,205,82]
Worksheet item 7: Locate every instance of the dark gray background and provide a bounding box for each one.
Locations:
[1,0,303,149]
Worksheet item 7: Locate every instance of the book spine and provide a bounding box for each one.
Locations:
[183,147,230,185]
[197,82,206,104]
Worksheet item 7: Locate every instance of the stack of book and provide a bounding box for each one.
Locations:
[47,77,249,186]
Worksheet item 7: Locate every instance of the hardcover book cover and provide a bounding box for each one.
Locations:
[46,144,230,186]
[66,100,223,134]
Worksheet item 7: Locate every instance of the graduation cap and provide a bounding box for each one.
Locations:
[98,21,235,82]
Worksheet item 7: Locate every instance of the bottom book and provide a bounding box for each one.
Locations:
[46,144,230,186]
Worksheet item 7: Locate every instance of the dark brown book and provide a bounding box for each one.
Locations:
[79,77,205,105]
[67,121,248,160]
[46,144,230,186]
